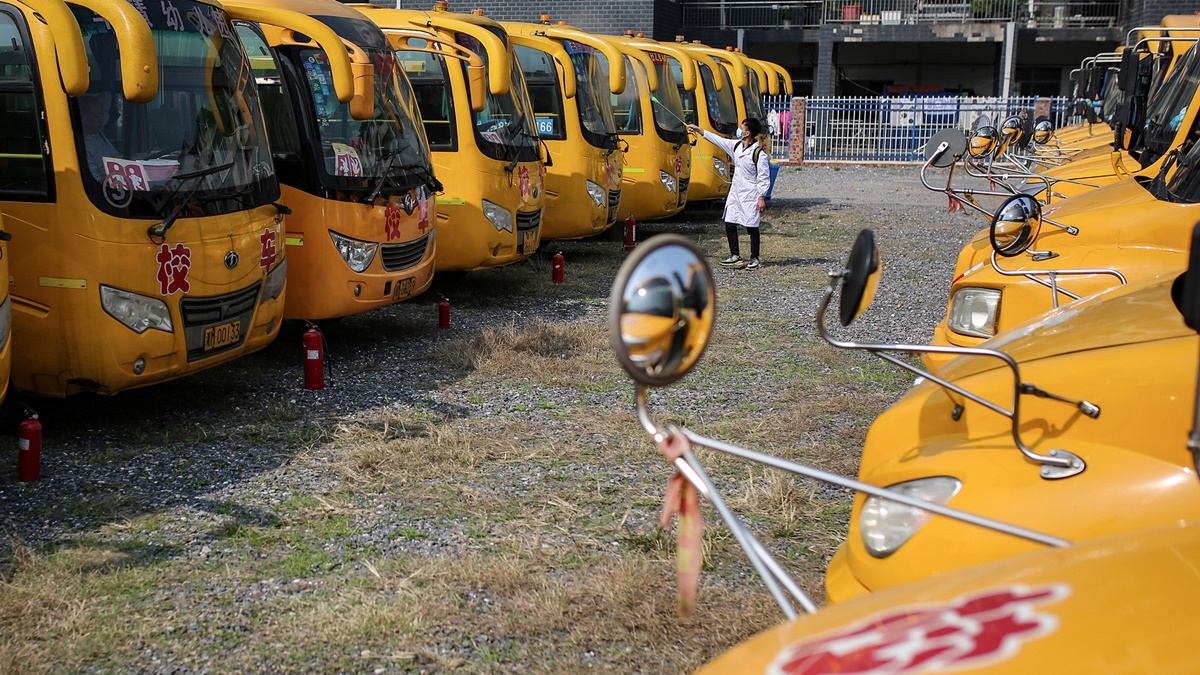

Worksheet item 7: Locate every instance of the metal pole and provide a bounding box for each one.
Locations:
[1001,21,1016,97]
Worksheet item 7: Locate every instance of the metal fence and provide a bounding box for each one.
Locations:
[761,95,1074,163]
[680,0,1119,29]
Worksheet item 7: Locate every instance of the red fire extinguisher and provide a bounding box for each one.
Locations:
[18,413,41,482]
[438,297,451,330]
[303,326,324,390]
[551,251,564,284]
[623,213,636,252]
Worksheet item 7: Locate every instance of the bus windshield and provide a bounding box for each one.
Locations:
[649,55,688,144]
[513,44,566,141]
[741,65,766,124]
[1139,41,1200,167]
[394,43,456,150]
[457,32,540,163]
[565,41,618,149]
[72,0,278,219]
[289,46,433,195]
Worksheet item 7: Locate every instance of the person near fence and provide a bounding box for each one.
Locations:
[687,118,771,270]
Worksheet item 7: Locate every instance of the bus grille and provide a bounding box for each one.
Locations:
[516,209,541,233]
[381,234,430,272]
[607,189,621,224]
[179,282,261,362]
[678,179,690,207]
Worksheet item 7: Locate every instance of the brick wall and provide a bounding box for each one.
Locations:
[377,0,658,35]
[1130,2,1200,27]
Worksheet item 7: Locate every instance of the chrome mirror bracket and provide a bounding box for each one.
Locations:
[1040,450,1086,480]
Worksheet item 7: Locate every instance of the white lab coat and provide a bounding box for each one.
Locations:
[701,129,771,228]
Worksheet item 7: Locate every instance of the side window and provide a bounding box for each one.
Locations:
[235,23,302,160]
[396,44,456,151]
[0,8,51,199]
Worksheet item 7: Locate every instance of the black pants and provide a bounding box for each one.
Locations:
[726,222,760,259]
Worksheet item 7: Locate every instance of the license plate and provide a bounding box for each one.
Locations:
[203,320,242,351]
[392,276,417,301]
[521,230,539,254]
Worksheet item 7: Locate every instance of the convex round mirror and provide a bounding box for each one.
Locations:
[990,194,1043,257]
[839,229,882,326]
[997,115,1022,155]
[1032,119,1053,145]
[609,234,715,387]
[926,128,967,168]
[969,126,998,158]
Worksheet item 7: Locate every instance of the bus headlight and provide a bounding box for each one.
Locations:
[860,477,961,558]
[0,295,10,351]
[585,180,606,207]
[659,170,677,193]
[100,285,173,334]
[482,199,513,233]
[948,287,1001,338]
[329,230,378,273]
[263,256,287,301]
[714,158,728,177]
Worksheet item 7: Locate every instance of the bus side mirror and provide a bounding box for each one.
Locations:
[990,195,1043,257]
[839,229,881,326]
[467,63,486,113]
[350,62,375,121]
[609,235,715,387]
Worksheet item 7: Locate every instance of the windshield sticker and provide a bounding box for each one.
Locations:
[647,52,668,64]
[160,0,185,32]
[332,143,363,177]
[768,584,1069,675]
[480,131,502,145]
[536,117,556,135]
[104,158,150,193]
[563,40,594,55]
[156,243,192,296]
[518,165,531,199]
[259,229,278,270]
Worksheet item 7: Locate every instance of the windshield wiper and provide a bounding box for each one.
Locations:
[148,161,235,241]
[366,149,403,205]
[395,162,444,194]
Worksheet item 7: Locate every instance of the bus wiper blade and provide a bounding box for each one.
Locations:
[148,161,235,241]
[395,162,444,194]
[366,149,403,205]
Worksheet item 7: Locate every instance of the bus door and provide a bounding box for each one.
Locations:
[228,0,439,320]
[3,0,288,397]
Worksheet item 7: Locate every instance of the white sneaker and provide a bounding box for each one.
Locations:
[745,258,760,270]
[719,255,744,268]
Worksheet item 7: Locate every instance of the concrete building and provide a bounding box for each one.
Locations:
[379,0,1198,97]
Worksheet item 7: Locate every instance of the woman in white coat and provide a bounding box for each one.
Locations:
[687,117,771,269]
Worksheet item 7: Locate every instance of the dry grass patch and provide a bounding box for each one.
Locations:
[431,318,617,385]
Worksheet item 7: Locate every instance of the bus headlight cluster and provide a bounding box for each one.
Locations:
[659,170,677,193]
[948,287,1001,338]
[585,180,606,207]
[860,477,961,558]
[482,199,513,233]
[263,256,287,301]
[0,295,10,351]
[100,285,173,334]
[329,230,377,273]
[714,158,728,177]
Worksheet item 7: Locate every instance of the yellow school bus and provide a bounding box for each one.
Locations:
[928,80,1200,367]
[354,4,545,272]
[604,33,695,221]
[1013,29,1200,200]
[229,0,437,320]
[657,37,737,205]
[0,0,286,397]
[503,21,626,240]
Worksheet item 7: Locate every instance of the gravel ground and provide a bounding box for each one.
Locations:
[0,164,995,672]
